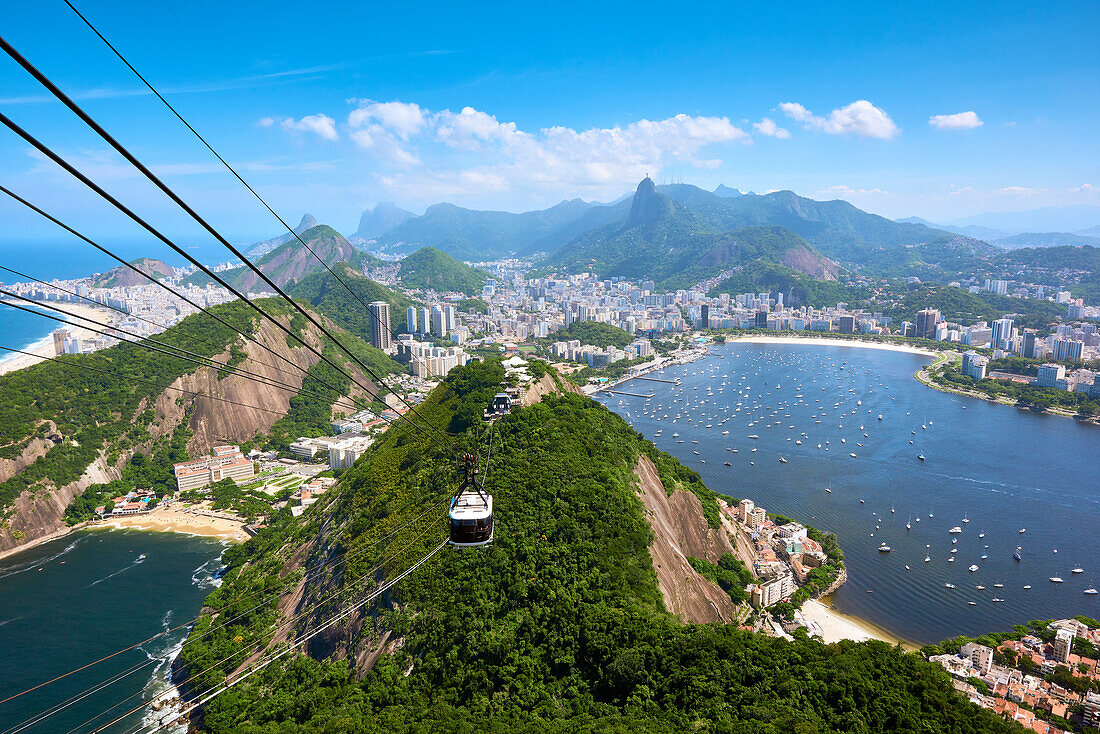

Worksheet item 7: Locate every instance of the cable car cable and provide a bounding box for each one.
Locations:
[63,0,420,353]
[0,39,455,453]
[0,108,449,454]
[0,185,387,414]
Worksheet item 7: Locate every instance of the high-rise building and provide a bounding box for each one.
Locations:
[444,305,456,333]
[1052,338,1083,362]
[1022,331,1038,359]
[961,351,988,380]
[991,318,1014,350]
[52,328,70,357]
[915,308,940,339]
[1036,363,1066,387]
[430,306,445,337]
[418,307,430,335]
[406,306,417,333]
[700,304,710,329]
[838,315,856,334]
[368,301,391,351]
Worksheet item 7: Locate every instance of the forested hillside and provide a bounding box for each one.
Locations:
[0,298,400,553]
[287,263,418,340]
[397,246,488,295]
[180,360,1018,734]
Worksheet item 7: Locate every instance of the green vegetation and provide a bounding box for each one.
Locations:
[0,301,259,516]
[931,360,1100,416]
[550,321,634,349]
[879,284,1065,330]
[179,478,282,522]
[286,262,418,340]
[397,246,489,295]
[566,355,655,386]
[687,553,754,604]
[457,296,489,313]
[709,259,864,309]
[182,361,1017,732]
[65,417,193,524]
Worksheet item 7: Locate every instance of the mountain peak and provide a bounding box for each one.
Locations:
[625,176,673,229]
[713,184,744,198]
[353,202,414,239]
[296,213,318,232]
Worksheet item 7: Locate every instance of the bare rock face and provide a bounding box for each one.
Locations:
[634,455,738,624]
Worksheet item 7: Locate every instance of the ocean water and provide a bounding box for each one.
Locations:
[0,302,63,357]
[596,341,1100,644]
[0,529,225,733]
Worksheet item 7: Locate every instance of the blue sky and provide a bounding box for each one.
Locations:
[1,0,1098,243]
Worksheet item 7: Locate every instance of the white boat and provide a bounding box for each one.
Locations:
[962,514,969,524]
[1019,528,1026,534]
[924,556,931,563]
[1050,577,1064,583]
[878,414,882,420]
[975,585,985,590]
[748,435,759,439]
[849,452,857,458]
[1086,588,1098,595]
[779,457,787,463]
[944,583,955,588]
[1072,568,1084,574]
[949,526,962,534]
[878,545,892,553]
[993,582,1003,588]
[1023,585,1031,590]
[825,487,832,493]
[968,565,979,572]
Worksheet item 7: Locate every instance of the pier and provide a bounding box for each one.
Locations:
[605,390,655,398]
[633,376,680,384]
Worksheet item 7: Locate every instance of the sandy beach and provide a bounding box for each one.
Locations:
[98,504,249,542]
[727,335,938,358]
[0,301,121,375]
[800,598,917,649]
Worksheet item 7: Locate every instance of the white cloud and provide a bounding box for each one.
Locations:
[258,117,275,128]
[816,185,888,199]
[1070,183,1095,193]
[753,117,790,139]
[337,102,749,195]
[278,114,338,141]
[996,186,1039,196]
[929,111,983,130]
[779,100,899,139]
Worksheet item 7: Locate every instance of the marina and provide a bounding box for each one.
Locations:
[594,340,1100,643]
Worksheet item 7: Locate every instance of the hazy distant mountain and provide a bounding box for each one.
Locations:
[947,205,1100,235]
[547,178,837,289]
[373,198,598,259]
[244,213,318,257]
[1076,224,1100,237]
[896,216,1008,241]
[350,203,415,242]
[713,184,746,198]
[92,257,174,288]
[994,232,1100,248]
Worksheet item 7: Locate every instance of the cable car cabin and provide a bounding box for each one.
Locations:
[448,491,494,547]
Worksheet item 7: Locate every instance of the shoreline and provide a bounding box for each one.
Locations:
[96,504,250,542]
[0,300,120,375]
[800,597,919,650]
[725,334,939,358]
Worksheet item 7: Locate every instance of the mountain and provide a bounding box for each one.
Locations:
[174,359,1020,734]
[713,183,746,198]
[349,202,415,242]
[91,257,174,288]
[245,213,318,257]
[397,247,489,295]
[896,216,1008,241]
[948,204,1100,234]
[994,231,1100,248]
[0,298,400,555]
[547,178,839,288]
[288,263,419,338]
[1077,224,1100,237]
[373,198,597,259]
[189,225,376,291]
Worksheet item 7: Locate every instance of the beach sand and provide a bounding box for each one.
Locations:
[99,504,249,542]
[800,598,917,649]
[728,335,938,358]
[0,301,120,375]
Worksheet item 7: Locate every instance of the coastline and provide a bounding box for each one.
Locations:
[96,504,249,542]
[800,597,918,650]
[726,334,939,358]
[0,300,119,375]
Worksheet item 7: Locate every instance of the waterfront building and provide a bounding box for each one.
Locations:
[1053,628,1075,663]
[838,315,856,334]
[1036,364,1066,388]
[368,301,391,351]
[961,351,988,380]
[961,642,994,675]
[738,499,755,524]
[173,445,255,492]
[750,571,794,608]
[991,318,1014,351]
